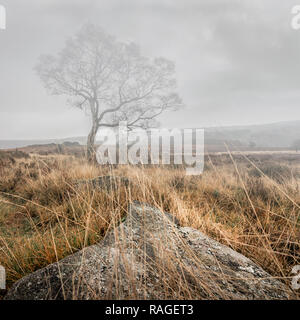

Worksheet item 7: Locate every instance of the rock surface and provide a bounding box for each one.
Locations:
[5,202,290,300]
[75,175,130,191]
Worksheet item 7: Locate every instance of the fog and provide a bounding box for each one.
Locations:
[0,0,300,139]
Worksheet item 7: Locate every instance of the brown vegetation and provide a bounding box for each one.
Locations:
[0,152,299,298]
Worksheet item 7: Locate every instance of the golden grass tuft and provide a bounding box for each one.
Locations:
[0,153,299,298]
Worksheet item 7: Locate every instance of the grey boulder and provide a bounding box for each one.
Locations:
[75,175,130,191]
[5,202,290,300]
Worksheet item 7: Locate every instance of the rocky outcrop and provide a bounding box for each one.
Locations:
[75,176,130,191]
[5,202,290,300]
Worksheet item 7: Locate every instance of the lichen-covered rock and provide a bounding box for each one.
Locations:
[0,265,6,296]
[75,175,130,191]
[5,202,290,300]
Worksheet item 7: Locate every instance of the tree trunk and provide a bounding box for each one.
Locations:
[87,122,98,163]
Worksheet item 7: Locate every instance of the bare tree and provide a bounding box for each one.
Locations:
[35,24,183,161]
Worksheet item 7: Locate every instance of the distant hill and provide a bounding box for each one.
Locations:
[0,120,299,151]
[205,120,300,149]
[0,137,86,150]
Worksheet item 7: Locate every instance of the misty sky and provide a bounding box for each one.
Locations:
[1,0,300,139]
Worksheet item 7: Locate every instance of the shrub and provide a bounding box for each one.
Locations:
[248,162,292,184]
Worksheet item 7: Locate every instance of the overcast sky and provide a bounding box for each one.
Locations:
[0,0,300,139]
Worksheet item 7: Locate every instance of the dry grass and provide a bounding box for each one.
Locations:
[0,152,299,298]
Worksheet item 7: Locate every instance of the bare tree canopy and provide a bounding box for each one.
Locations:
[35,24,183,160]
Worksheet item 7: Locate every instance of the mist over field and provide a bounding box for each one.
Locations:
[1,0,300,142]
